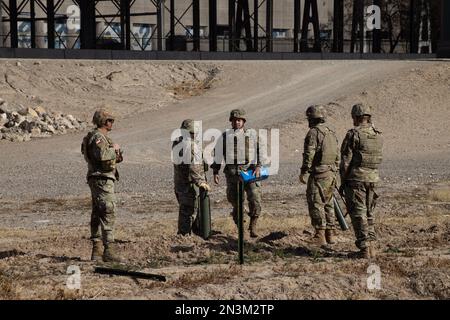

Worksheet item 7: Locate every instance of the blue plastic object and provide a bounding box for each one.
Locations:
[239,167,270,183]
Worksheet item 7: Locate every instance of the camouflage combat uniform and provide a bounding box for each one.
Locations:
[340,116,383,252]
[173,121,208,235]
[301,123,340,232]
[211,127,262,225]
[82,128,120,246]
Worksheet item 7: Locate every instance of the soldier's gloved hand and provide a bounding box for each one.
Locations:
[299,173,309,184]
[253,166,261,178]
[199,182,211,192]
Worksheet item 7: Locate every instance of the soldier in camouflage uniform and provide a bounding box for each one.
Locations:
[173,119,211,236]
[340,103,383,259]
[299,105,340,246]
[81,109,123,262]
[211,109,262,238]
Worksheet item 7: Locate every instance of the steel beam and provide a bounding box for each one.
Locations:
[169,0,174,50]
[47,0,55,49]
[372,0,381,53]
[209,0,217,51]
[9,0,18,48]
[333,0,344,52]
[265,0,272,52]
[253,0,258,51]
[193,0,200,51]
[228,0,235,51]
[294,0,300,52]
[157,0,164,51]
[80,0,96,49]
[301,0,321,52]
[437,0,450,57]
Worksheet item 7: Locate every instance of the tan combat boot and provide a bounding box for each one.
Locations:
[313,229,327,246]
[357,247,370,259]
[325,229,336,245]
[249,217,259,238]
[91,241,103,262]
[103,242,124,263]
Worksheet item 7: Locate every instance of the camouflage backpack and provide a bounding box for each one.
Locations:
[315,125,339,167]
[353,126,383,169]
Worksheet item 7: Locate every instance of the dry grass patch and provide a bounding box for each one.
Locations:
[428,188,450,202]
[170,265,239,289]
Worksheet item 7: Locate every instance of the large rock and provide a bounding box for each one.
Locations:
[17,105,28,116]
[11,112,25,125]
[27,107,39,118]
[0,103,12,114]
[19,120,39,133]
[30,127,41,138]
[34,106,47,116]
[57,118,74,129]
[42,124,56,134]
[4,121,15,128]
[0,113,7,126]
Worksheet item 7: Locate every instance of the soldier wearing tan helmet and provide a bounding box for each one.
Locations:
[81,108,123,262]
[340,103,383,259]
[211,109,263,238]
[300,105,340,247]
[172,119,210,236]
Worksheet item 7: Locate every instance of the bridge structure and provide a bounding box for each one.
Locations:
[0,0,448,57]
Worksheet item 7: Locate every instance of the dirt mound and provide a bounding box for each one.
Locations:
[0,60,222,122]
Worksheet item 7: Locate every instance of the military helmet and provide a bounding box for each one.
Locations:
[229,109,247,122]
[351,103,371,117]
[306,105,326,119]
[180,119,195,134]
[92,108,115,127]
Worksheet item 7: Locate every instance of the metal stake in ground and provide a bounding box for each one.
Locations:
[237,180,245,265]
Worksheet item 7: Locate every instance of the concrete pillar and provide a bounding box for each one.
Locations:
[36,20,47,48]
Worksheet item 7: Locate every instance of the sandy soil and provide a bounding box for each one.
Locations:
[0,59,449,300]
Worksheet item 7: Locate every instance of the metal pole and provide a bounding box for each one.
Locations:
[47,0,55,48]
[157,0,164,51]
[80,0,96,49]
[125,0,131,50]
[359,0,364,54]
[193,0,200,51]
[372,0,381,53]
[294,0,300,52]
[437,0,450,57]
[169,0,174,50]
[237,180,244,265]
[9,0,18,48]
[0,1,5,47]
[333,0,344,52]
[228,0,235,52]
[253,0,258,51]
[265,0,272,52]
[209,0,217,51]
[120,0,126,49]
[30,0,36,48]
